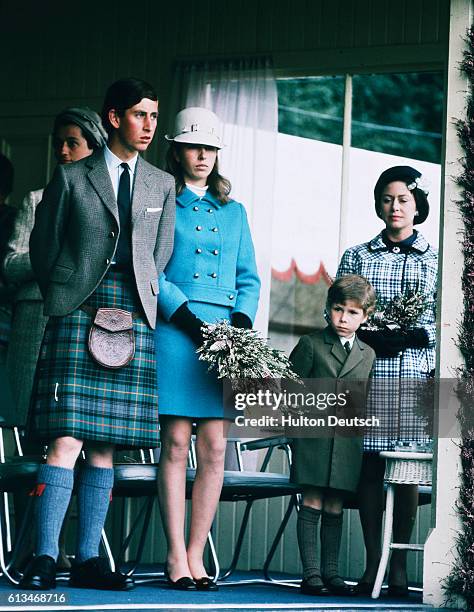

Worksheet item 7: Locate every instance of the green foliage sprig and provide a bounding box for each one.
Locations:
[444,25,474,610]
[196,320,301,394]
[364,289,431,331]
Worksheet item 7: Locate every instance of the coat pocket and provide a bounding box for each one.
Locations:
[50,264,74,284]
[150,278,159,296]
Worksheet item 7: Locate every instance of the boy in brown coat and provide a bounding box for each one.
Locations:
[290,274,376,596]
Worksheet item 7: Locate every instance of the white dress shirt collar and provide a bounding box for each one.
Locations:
[104,146,139,198]
[339,334,355,350]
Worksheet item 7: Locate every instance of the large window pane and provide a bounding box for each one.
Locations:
[352,73,443,163]
[277,76,345,145]
[269,72,443,352]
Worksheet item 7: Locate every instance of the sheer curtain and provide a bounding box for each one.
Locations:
[169,57,278,333]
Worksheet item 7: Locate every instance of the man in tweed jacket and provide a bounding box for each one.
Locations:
[30,111,174,329]
[21,79,175,592]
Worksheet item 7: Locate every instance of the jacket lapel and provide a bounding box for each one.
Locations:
[324,327,346,367]
[131,157,151,225]
[339,336,364,377]
[86,151,118,222]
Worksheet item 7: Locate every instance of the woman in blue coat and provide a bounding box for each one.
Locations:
[155,107,260,590]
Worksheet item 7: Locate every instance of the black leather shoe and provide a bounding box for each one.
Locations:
[19,555,56,590]
[322,575,355,596]
[70,557,134,591]
[386,583,409,598]
[194,576,218,591]
[300,578,328,595]
[352,580,375,596]
[166,576,197,591]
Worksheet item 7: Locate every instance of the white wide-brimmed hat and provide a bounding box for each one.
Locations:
[165,107,224,149]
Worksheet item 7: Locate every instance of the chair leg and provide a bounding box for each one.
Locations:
[263,495,297,581]
[7,495,34,573]
[372,484,395,599]
[100,528,115,572]
[219,500,254,580]
[206,529,220,580]
[0,496,20,584]
[123,497,155,576]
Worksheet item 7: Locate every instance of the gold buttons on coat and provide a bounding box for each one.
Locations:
[193,206,199,211]
[213,249,219,255]
[110,231,115,238]
[212,227,218,232]
[196,248,202,254]
[194,273,200,278]
[208,209,213,213]
[210,273,217,278]
[196,226,202,231]
[229,294,234,300]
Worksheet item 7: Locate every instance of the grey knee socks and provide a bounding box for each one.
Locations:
[297,505,323,585]
[321,511,344,580]
[75,466,114,563]
[34,464,74,560]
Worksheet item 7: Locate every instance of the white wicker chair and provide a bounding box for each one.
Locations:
[371,450,433,599]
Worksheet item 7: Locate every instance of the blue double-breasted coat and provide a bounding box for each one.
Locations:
[155,186,261,418]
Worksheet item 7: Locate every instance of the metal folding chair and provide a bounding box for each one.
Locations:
[209,435,302,587]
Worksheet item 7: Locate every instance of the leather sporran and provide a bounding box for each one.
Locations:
[88,307,135,369]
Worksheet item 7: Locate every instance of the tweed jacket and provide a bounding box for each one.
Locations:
[289,326,375,492]
[3,189,43,301]
[158,187,260,322]
[30,150,175,328]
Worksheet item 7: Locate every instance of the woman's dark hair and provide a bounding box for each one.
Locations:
[101,77,158,135]
[327,274,376,315]
[374,165,429,224]
[0,153,14,198]
[165,143,232,204]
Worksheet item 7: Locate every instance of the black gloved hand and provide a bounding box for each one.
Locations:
[170,303,205,345]
[404,328,430,349]
[231,312,252,329]
[356,328,408,358]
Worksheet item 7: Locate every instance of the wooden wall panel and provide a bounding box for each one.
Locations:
[0,0,450,108]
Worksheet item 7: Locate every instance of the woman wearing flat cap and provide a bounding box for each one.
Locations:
[155,107,260,591]
[336,165,437,597]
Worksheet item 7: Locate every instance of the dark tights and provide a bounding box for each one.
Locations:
[357,453,418,587]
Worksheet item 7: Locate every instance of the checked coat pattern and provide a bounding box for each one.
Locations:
[337,231,438,451]
[3,189,49,426]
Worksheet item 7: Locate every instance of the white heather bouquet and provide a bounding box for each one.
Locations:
[196,320,301,394]
[364,289,432,331]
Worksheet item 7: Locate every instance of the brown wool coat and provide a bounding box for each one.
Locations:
[289,326,375,494]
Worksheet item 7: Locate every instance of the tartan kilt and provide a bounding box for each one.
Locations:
[30,269,159,448]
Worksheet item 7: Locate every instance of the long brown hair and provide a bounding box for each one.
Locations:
[165,143,232,204]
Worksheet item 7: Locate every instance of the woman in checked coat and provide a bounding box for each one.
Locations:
[336,165,437,597]
[155,107,260,590]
